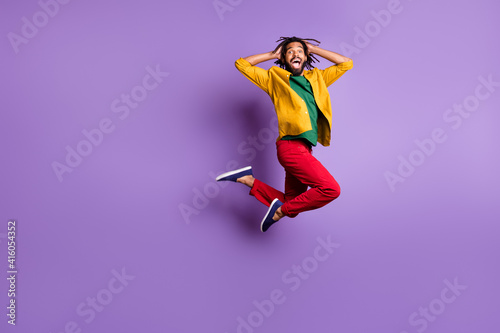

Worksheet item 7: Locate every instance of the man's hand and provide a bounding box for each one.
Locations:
[304,41,318,56]
[272,45,282,61]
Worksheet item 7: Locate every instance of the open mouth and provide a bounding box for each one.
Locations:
[291,58,302,69]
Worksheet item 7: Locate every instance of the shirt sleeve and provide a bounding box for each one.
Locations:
[318,59,353,87]
[235,58,270,94]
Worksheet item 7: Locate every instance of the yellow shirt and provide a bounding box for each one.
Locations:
[235,58,353,147]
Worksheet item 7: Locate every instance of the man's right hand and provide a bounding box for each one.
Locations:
[272,45,282,61]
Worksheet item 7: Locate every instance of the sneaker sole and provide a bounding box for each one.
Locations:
[261,198,279,232]
[215,166,252,181]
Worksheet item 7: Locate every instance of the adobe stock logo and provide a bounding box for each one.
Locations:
[7,0,73,54]
[51,64,169,182]
[399,277,467,333]
[224,235,340,333]
[49,267,135,333]
[179,116,278,224]
[213,0,243,21]
[338,0,413,58]
[385,74,499,192]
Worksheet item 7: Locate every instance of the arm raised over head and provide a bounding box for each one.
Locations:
[305,42,352,64]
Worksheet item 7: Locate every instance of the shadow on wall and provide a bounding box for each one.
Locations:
[207,90,282,235]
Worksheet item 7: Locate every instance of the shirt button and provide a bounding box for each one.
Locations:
[305,111,308,114]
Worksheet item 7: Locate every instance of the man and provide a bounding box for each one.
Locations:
[217,36,353,232]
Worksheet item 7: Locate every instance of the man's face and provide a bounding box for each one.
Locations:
[284,41,307,76]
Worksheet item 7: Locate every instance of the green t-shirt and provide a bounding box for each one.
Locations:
[282,75,320,146]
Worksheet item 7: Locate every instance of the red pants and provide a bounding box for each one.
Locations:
[249,139,341,217]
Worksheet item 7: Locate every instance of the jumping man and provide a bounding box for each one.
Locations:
[216,36,353,232]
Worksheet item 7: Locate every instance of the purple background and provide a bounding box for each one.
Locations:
[1,0,499,332]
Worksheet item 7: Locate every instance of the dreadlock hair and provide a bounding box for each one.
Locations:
[273,36,321,71]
